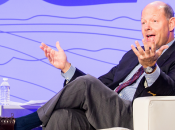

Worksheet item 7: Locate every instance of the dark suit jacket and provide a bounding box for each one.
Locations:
[64,41,175,101]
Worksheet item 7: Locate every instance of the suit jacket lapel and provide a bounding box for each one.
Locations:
[108,51,139,90]
[134,41,175,98]
[117,56,139,82]
[110,41,175,91]
[157,41,175,67]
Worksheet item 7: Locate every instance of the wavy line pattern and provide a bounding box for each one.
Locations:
[1,23,174,35]
[0,44,127,56]
[0,44,127,66]
[0,23,141,32]
[66,51,117,65]
[0,18,129,98]
[0,29,132,67]
[0,12,138,97]
[0,54,117,65]
[0,75,57,94]
[0,2,157,102]
[0,30,58,49]
[0,44,54,67]
[1,1,174,103]
[0,57,46,65]
[11,95,29,102]
[1,23,175,36]
[1,23,174,37]
[0,15,141,21]
[66,48,127,52]
[0,31,142,41]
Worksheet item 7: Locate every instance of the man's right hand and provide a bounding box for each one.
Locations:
[40,41,71,73]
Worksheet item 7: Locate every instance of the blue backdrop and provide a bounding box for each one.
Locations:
[0,0,174,103]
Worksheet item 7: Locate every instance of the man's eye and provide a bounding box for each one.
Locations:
[153,20,157,22]
[142,22,145,24]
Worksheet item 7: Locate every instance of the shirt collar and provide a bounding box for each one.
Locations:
[166,38,175,48]
[160,38,175,55]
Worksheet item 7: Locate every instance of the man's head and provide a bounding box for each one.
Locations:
[141,1,175,50]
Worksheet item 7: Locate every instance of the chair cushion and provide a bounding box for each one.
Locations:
[133,96,175,130]
[97,127,130,130]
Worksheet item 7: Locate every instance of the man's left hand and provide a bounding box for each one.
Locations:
[131,39,169,68]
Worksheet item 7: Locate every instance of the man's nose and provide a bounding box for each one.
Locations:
[144,23,151,31]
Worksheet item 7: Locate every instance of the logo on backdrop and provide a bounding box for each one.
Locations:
[43,0,137,6]
[0,0,8,5]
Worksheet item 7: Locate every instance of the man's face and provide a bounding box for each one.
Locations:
[141,5,171,49]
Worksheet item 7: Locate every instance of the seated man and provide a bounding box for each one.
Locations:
[1,1,175,130]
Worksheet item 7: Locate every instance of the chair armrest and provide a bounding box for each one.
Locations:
[97,127,129,130]
[133,96,175,130]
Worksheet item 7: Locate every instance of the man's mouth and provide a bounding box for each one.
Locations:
[146,34,155,42]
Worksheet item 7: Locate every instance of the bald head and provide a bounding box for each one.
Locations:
[144,1,174,19]
[141,1,175,49]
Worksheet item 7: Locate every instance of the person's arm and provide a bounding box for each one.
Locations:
[131,39,168,87]
[98,66,118,86]
[144,65,160,87]
[131,39,175,99]
[98,49,138,87]
[40,41,71,73]
[61,65,86,86]
[147,66,175,96]
[131,39,168,70]
[133,63,175,100]
[40,42,86,86]
[61,65,76,82]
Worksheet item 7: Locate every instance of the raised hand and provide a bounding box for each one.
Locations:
[131,39,169,68]
[40,41,71,73]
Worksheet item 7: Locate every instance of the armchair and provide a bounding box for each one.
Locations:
[99,96,175,130]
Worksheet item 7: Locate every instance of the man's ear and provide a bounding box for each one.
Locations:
[169,17,175,31]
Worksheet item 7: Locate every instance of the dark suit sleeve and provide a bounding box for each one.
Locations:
[98,49,138,87]
[63,66,118,87]
[63,49,136,87]
[147,65,175,95]
[63,68,86,86]
[98,65,118,86]
[134,56,175,99]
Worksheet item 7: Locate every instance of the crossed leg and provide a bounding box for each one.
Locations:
[45,109,95,130]
[38,74,133,130]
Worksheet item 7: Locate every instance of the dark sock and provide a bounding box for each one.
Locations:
[14,111,42,130]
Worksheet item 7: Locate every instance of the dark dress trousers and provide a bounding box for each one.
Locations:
[37,41,175,130]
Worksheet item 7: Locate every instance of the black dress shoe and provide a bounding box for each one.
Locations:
[0,113,15,130]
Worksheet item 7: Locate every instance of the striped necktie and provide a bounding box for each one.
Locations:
[115,66,144,93]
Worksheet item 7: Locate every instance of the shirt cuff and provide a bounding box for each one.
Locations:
[61,65,76,81]
[145,65,160,87]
